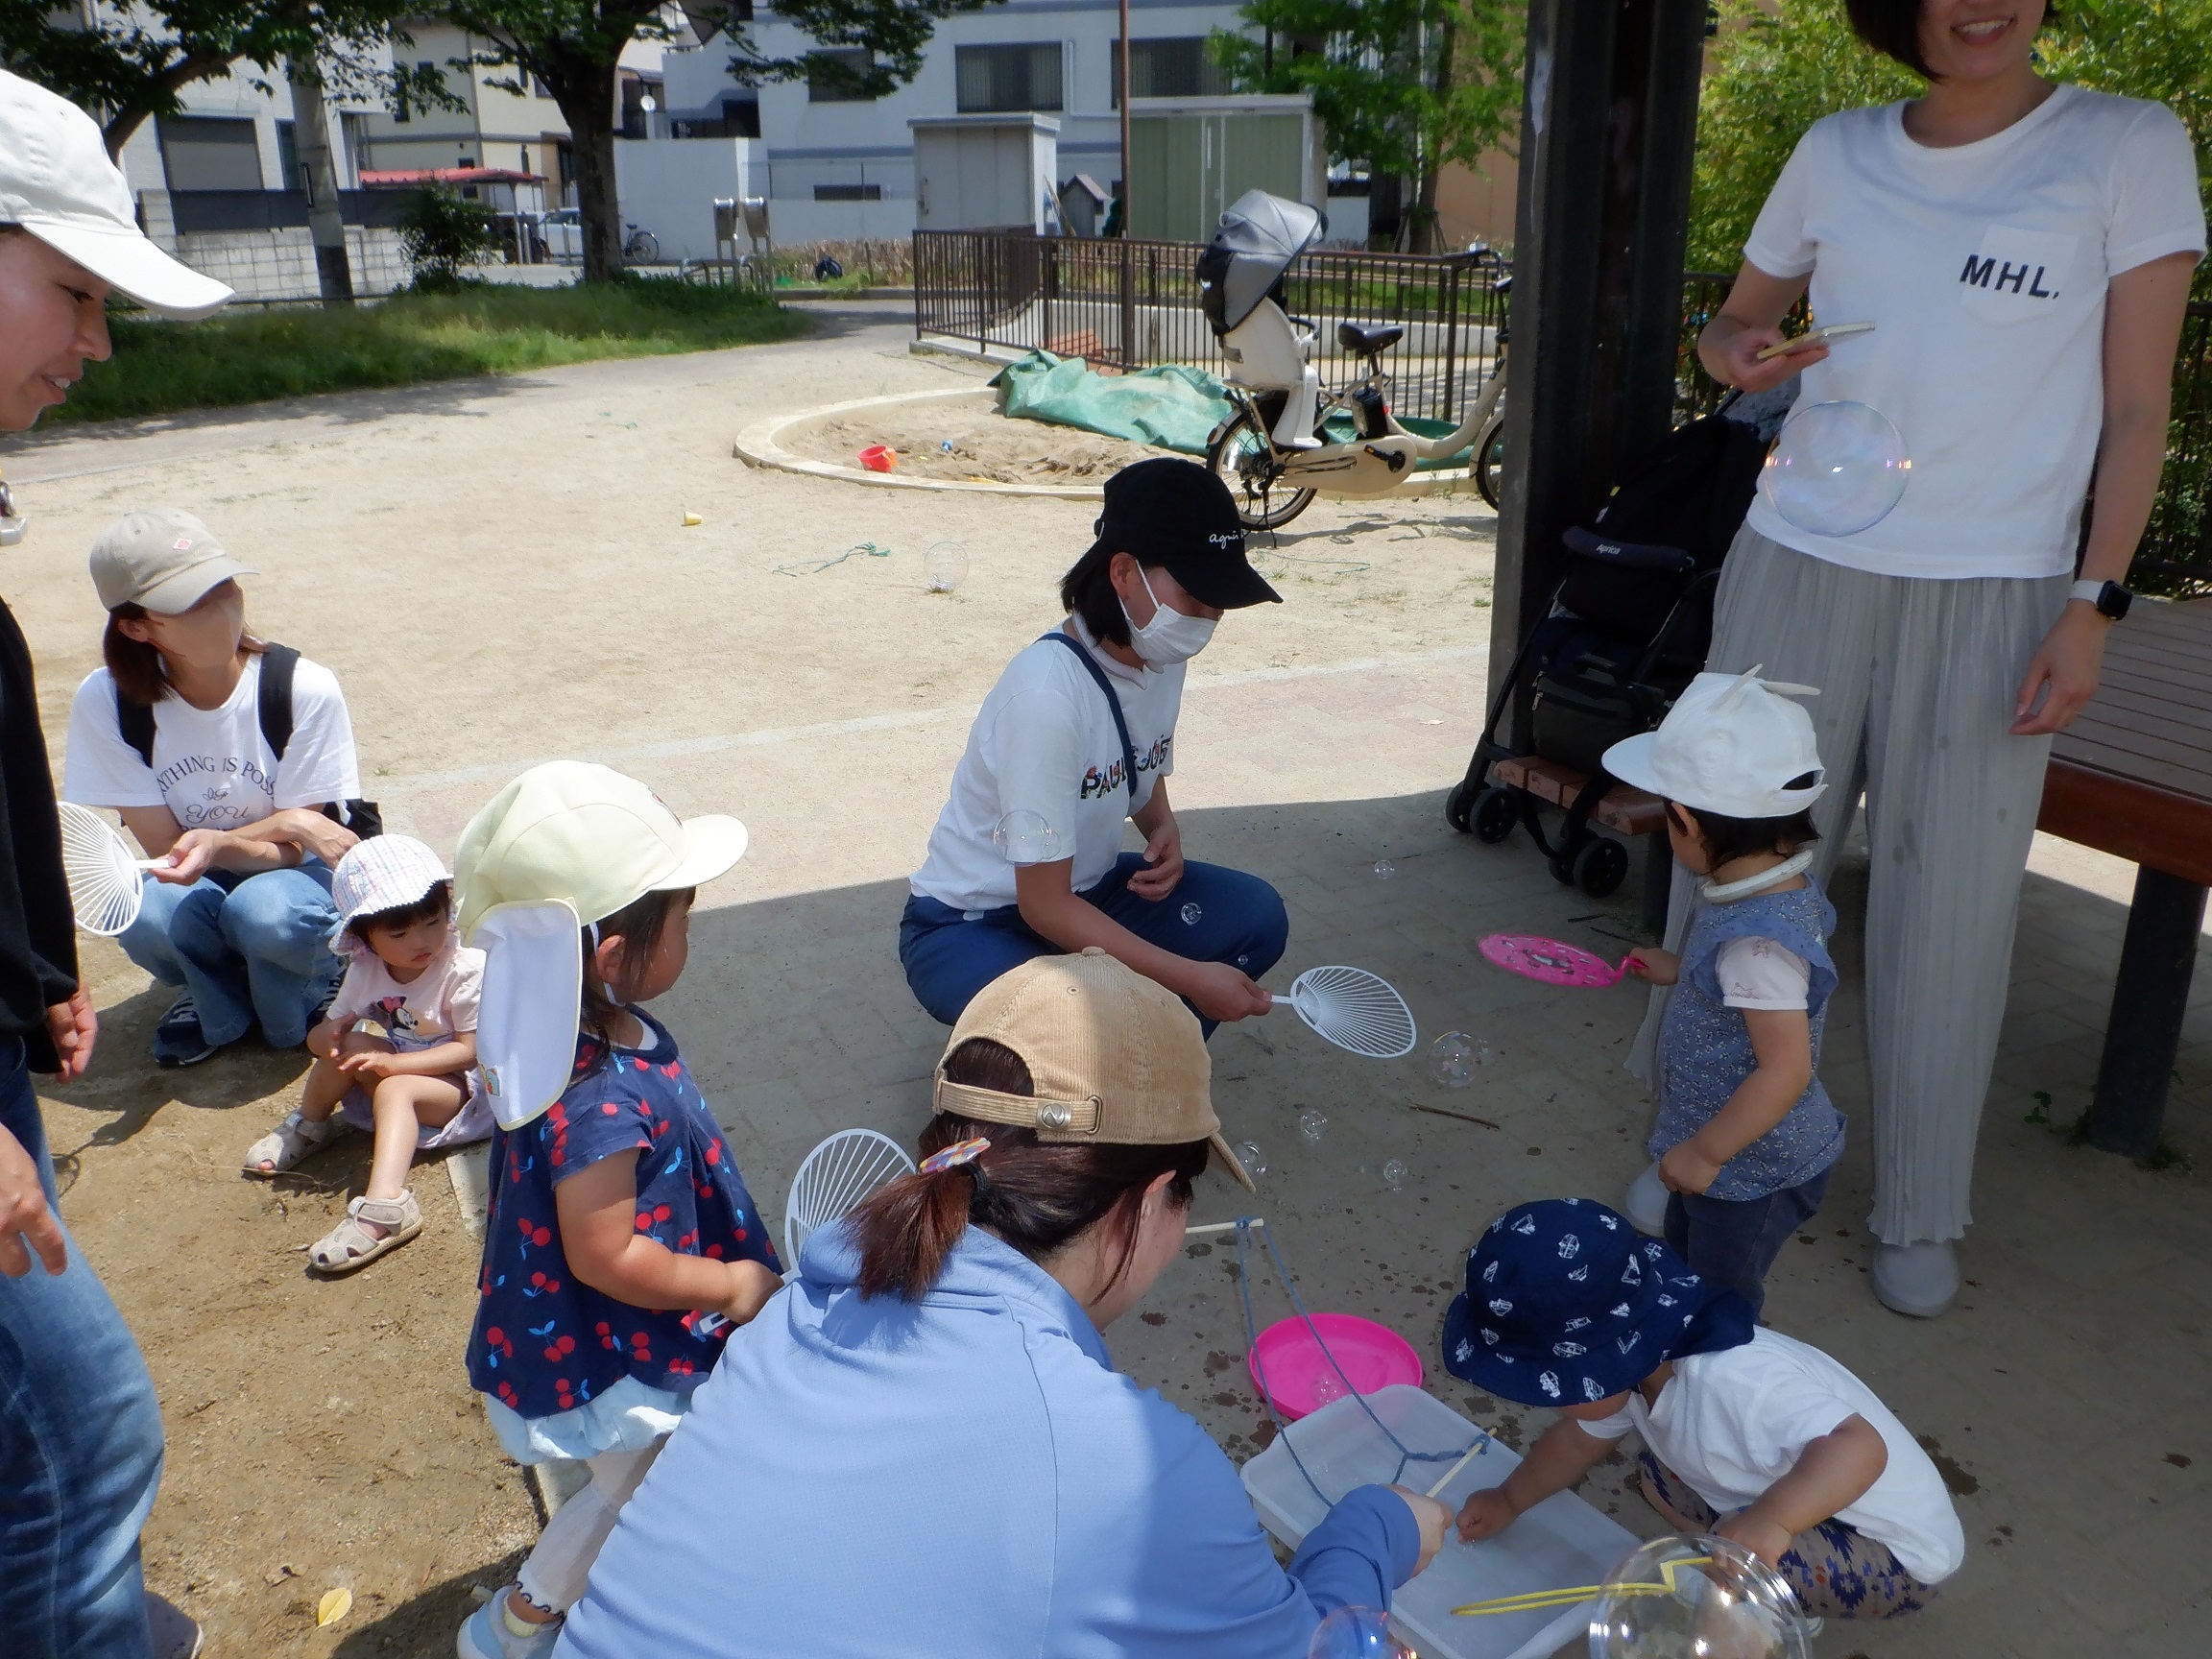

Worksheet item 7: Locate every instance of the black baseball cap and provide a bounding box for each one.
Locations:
[1094,458,1282,609]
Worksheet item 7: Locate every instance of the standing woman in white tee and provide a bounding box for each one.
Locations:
[64,510,367,1068]
[1638,0,2205,1316]
[902,460,1289,1033]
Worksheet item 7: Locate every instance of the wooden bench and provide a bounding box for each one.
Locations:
[2035,595,2212,1157]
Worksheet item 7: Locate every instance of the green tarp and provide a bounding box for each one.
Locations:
[994,350,1231,455]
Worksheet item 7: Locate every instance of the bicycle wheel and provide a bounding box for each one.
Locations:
[1475,418,1507,510]
[626,231,660,263]
[1207,405,1317,531]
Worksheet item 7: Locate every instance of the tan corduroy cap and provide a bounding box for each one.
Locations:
[89,508,255,613]
[934,948,1255,1190]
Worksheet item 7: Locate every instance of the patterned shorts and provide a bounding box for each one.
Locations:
[1636,1450,1941,1621]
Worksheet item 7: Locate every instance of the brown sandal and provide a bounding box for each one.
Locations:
[307,1190,422,1274]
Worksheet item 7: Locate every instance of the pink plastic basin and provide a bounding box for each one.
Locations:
[1246,1313,1424,1421]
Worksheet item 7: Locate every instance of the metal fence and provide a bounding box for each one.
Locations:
[918,236,2210,596]
[913,230,1507,425]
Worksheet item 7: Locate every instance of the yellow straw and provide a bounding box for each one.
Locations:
[1452,1556,1711,1618]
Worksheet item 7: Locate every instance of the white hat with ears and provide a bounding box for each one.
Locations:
[1602,667,1828,820]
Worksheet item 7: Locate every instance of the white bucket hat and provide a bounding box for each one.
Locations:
[0,69,233,319]
[1603,667,1828,820]
[453,763,749,1128]
[328,835,452,954]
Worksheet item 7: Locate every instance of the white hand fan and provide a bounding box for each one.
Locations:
[783,1128,917,1270]
[59,802,160,936]
[1265,965,1417,1059]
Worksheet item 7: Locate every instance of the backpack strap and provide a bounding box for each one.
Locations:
[113,685,156,769]
[1038,631,1139,801]
[256,643,300,762]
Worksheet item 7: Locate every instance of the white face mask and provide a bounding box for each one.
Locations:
[1120,566,1216,667]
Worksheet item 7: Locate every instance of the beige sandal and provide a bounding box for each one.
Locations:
[243,1109,348,1177]
[307,1190,422,1273]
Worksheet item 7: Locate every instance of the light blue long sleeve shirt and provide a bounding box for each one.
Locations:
[557,1223,1418,1658]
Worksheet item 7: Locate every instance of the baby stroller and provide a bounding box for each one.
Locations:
[1444,403,1771,898]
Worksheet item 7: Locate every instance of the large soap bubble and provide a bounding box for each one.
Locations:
[1309,1605,1410,1659]
[1589,1534,1814,1659]
[1760,400,1910,539]
[992,809,1068,864]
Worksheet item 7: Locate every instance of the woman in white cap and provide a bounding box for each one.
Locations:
[559,950,1451,1659]
[1644,0,2204,1316]
[62,507,369,1068]
[0,65,229,1659]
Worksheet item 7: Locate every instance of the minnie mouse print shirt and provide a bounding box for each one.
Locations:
[466,1010,780,1424]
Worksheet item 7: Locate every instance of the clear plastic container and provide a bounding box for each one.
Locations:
[1240,1384,1640,1659]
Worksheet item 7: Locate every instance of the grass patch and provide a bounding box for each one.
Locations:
[55,277,813,425]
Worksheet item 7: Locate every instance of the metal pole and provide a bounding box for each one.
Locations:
[1118,0,1131,235]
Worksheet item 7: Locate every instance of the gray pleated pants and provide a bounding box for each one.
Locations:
[1628,527,2071,1245]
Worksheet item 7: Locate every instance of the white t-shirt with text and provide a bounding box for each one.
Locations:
[63,653,362,832]
[1580,1328,1965,1583]
[1743,86,2205,579]
[911,621,1182,915]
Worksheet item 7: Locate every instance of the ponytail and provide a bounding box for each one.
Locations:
[850,1037,1210,1301]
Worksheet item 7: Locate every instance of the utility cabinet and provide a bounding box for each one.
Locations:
[1126,95,1319,244]
[911,113,1061,232]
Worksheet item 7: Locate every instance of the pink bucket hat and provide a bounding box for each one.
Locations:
[329,835,452,953]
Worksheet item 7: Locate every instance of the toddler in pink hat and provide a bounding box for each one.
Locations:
[240,834,489,1271]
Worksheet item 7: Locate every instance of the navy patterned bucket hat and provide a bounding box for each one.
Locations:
[1441,1198,1754,1407]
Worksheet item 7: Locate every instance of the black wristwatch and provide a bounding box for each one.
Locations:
[2070,579,2132,620]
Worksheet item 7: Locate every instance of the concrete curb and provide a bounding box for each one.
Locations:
[733,383,1481,503]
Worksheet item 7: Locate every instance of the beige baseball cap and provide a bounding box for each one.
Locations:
[453,760,749,939]
[89,508,256,613]
[935,949,1255,1190]
[1,70,233,320]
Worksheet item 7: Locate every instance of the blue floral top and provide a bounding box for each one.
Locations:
[466,1010,781,1423]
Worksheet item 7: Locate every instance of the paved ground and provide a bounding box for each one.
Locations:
[7,301,2207,1657]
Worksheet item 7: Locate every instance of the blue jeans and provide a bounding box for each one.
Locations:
[1664,1163,1834,1319]
[900,854,1290,1036]
[0,1040,165,1659]
[117,862,341,1048]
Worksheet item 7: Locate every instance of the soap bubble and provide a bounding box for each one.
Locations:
[925,541,969,592]
[1311,1370,1346,1407]
[993,809,1067,863]
[1373,858,1396,879]
[1180,902,1204,926]
[1298,1109,1329,1142]
[1308,1605,1409,1659]
[1235,1141,1266,1178]
[1759,400,1910,539]
[1382,1158,1407,1191]
[1590,1534,1814,1659]
[1431,1030,1485,1088]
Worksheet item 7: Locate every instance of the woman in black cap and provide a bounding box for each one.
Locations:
[900,458,1288,1033]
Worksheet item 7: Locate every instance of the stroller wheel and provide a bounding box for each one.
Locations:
[1445,779,1475,832]
[1470,786,1518,844]
[1573,836,1629,898]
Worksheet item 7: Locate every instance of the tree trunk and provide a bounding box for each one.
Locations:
[559,69,625,282]
[286,59,355,306]
[1407,17,1457,256]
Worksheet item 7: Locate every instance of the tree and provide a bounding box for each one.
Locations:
[1692,0,2212,276]
[724,0,998,100]
[0,2,454,157]
[397,182,503,286]
[1214,2,1526,252]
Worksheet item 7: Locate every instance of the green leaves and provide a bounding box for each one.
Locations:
[729,0,998,97]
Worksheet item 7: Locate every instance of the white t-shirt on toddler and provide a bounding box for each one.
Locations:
[1716,936,1811,1011]
[911,619,1182,916]
[1580,1327,1965,1583]
[63,653,362,832]
[1742,85,2205,580]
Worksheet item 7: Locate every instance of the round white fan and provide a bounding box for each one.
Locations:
[1266,966,1418,1060]
[783,1127,917,1270]
[59,802,160,937]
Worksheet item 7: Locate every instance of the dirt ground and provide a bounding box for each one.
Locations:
[4,301,1501,1656]
[797,395,1186,484]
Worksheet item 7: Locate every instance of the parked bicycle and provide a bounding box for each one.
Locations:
[1201,192,1508,529]
[622,222,661,264]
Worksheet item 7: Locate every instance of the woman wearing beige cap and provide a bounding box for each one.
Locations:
[2,65,228,1659]
[558,950,1450,1659]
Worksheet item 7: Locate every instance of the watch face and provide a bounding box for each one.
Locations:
[2102,582,2133,620]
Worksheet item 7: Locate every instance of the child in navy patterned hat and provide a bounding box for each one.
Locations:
[1440,1199,1963,1623]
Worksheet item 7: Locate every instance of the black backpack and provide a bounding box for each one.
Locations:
[115,643,382,838]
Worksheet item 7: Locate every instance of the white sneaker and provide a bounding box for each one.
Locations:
[458,1594,562,1659]
[1623,1163,1671,1234]
[1872,1240,1960,1318]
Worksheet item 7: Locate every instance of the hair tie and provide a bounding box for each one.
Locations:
[920,1136,991,1175]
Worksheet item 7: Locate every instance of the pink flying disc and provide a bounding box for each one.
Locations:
[1248,1313,1424,1421]
[1479,933,1630,988]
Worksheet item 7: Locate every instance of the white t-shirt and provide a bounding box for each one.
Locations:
[1716,936,1811,1011]
[1581,1328,1965,1583]
[330,934,484,1051]
[1743,85,2206,579]
[911,620,1182,915]
[63,653,362,832]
